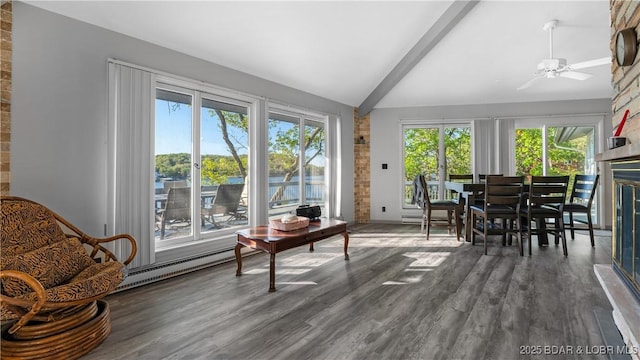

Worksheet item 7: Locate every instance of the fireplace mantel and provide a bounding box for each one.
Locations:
[596,143,640,163]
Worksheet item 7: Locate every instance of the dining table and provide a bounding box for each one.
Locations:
[444,181,484,241]
[444,181,550,247]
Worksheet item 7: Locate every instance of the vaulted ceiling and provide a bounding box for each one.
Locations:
[25,1,613,112]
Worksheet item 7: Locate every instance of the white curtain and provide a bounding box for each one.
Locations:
[108,61,155,268]
[473,118,497,175]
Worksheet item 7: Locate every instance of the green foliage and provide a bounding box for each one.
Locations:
[404,127,471,182]
[267,120,325,177]
[404,128,439,182]
[515,127,587,178]
[515,128,543,176]
[201,155,247,185]
[155,153,192,180]
[444,127,471,176]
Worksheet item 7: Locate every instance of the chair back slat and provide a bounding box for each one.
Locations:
[449,174,473,182]
[528,176,569,207]
[570,191,592,200]
[569,174,599,205]
[478,174,503,183]
[485,176,524,206]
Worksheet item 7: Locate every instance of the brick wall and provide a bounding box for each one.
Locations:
[612,0,640,144]
[354,108,370,223]
[1,1,10,195]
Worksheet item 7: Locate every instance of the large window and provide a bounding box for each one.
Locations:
[155,85,250,245]
[403,124,471,205]
[268,110,327,219]
[109,61,339,268]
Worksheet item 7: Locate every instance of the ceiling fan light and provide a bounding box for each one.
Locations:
[538,58,567,71]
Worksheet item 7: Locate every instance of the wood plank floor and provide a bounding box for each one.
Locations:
[86,224,615,360]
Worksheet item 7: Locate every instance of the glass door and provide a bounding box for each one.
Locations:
[154,84,251,244]
[515,125,598,222]
[403,124,471,206]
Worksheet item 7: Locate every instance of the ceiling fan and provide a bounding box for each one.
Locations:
[517,20,611,90]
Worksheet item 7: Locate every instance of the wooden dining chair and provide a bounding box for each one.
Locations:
[478,173,503,183]
[417,174,463,240]
[470,175,525,255]
[521,175,570,256]
[561,174,599,247]
[448,174,474,200]
[447,174,474,238]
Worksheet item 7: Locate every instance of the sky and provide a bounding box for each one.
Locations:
[155,99,247,156]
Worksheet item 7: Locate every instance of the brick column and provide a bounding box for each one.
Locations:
[612,0,640,143]
[1,1,11,195]
[354,108,370,223]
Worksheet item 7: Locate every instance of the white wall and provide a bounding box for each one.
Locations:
[12,3,355,236]
[369,99,613,226]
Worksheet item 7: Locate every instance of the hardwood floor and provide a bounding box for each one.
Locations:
[87,224,615,360]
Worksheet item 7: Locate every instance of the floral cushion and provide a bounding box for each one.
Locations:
[1,237,96,297]
[1,199,67,257]
[20,262,124,304]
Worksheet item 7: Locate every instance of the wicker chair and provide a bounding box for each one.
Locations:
[0,196,137,359]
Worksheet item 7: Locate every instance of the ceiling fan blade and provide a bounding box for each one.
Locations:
[568,57,611,70]
[517,76,543,90]
[560,71,592,80]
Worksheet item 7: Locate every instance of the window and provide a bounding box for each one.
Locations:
[155,84,250,245]
[268,109,327,219]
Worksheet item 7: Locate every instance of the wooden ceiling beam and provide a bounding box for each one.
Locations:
[357,0,479,116]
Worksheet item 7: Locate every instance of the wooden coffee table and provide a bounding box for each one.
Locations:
[235,219,349,292]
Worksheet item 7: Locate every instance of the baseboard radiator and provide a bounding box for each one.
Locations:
[115,248,256,292]
[401,216,422,224]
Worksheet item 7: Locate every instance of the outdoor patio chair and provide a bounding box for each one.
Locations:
[158,187,191,239]
[202,183,245,227]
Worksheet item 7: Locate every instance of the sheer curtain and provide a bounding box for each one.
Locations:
[107,60,155,268]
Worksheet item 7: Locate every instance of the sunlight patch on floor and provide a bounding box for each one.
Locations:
[404,268,434,272]
[243,268,270,275]
[277,281,317,286]
[403,252,451,267]
[276,268,313,275]
[279,253,342,267]
[243,268,314,275]
[319,236,464,248]
[383,281,409,285]
[383,275,424,285]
